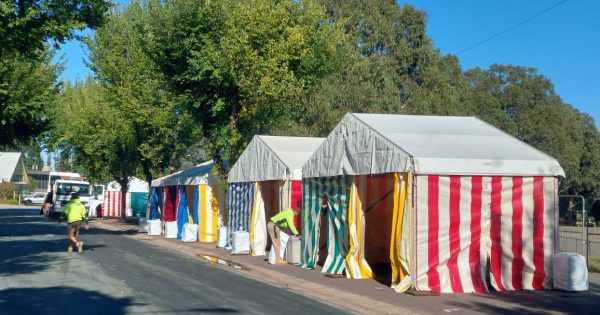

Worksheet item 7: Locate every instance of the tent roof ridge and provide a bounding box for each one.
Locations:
[256,135,291,171]
[349,113,415,159]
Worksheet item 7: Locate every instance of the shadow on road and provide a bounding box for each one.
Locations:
[0,210,66,237]
[0,238,106,276]
[86,227,139,236]
[444,281,600,314]
[0,286,136,315]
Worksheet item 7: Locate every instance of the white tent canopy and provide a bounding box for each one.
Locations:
[303,113,565,178]
[228,135,325,183]
[106,177,149,192]
[151,160,215,187]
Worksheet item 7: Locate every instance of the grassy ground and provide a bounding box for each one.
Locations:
[0,199,19,205]
[587,257,600,273]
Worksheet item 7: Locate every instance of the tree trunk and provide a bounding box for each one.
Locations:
[118,178,129,222]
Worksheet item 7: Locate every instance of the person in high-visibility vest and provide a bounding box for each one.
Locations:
[267,206,300,264]
[62,192,90,253]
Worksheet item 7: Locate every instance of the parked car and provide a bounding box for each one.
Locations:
[23,192,46,206]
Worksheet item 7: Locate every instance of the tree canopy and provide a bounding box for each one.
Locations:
[46,0,599,198]
[0,0,109,148]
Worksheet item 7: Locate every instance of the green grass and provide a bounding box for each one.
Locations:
[588,257,600,273]
[0,198,19,205]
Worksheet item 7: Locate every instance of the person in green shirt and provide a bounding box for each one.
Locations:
[62,192,90,253]
[267,206,300,264]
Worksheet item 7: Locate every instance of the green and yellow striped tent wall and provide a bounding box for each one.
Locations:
[300,176,350,274]
[301,173,412,283]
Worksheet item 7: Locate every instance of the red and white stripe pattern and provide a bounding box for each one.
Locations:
[414,175,556,293]
[104,191,123,217]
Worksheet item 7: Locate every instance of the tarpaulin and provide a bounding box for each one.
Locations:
[149,188,160,220]
[104,191,122,217]
[131,192,148,217]
[198,184,220,242]
[301,176,351,275]
[163,186,176,222]
[227,182,254,246]
[176,186,189,240]
[247,180,282,255]
[414,175,557,293]
[291,180,302,232]
[228,136,324,183]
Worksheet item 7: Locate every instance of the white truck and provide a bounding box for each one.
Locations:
[49,179,92,219]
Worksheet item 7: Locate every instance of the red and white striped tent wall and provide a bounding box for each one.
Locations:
[227,135,325,256]
[103,190,124,217]
[301,113,564,293]
[102,178,149,217]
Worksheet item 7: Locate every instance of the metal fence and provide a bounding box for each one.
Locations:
[558,195,600,271]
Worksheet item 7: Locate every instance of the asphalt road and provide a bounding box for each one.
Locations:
[0,208,351,315]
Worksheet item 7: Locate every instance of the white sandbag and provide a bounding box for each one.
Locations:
[217,226,228,248]
[182,223,198,242]
[553,252,588,291]
[268,231,290,264]
[164,221,178,239]
[147,219,162,236]
[138,218,148,233]
[231,231,250,255]
[268,247,276,264]
[285,236,301,264]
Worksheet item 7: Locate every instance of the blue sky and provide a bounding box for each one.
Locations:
[399,0,599,125]
[53,0,599,125]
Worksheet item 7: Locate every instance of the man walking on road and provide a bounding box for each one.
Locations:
[62,192,89,253]
[267,207,300,264]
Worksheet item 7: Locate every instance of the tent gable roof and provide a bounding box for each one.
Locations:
[303,113,565,177]
[152,160,215,187]
[228,135,324,182]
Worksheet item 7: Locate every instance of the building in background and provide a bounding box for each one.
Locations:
[26,169,50,192]
[0,152,29,200]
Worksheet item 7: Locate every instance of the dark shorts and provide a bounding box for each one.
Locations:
[67,221,81,236]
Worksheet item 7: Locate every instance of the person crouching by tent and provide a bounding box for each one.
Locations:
[61,192,90,253]
[267,206,300,264]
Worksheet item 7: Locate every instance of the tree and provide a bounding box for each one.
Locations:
[87,1,198,186]
[463,65,600,196]
[0,0,109,148]
[20,139,44,170]
[289,1,472,136]
[0,0,110,56]
[51,79,138,220]
[144,0,347,174]
[0,181,16,200]
[303,1,600,198]
[0,50,59,147]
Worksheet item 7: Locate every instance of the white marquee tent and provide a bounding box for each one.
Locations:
[227,135,325,255]
[301,113,564,293]
[150,161,225,242]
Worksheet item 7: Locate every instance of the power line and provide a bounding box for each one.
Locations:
[456,0,568,55]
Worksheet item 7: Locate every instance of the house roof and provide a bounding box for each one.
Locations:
[227,135,325,183]
[0,152,26,183]
[302,113,565,178]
